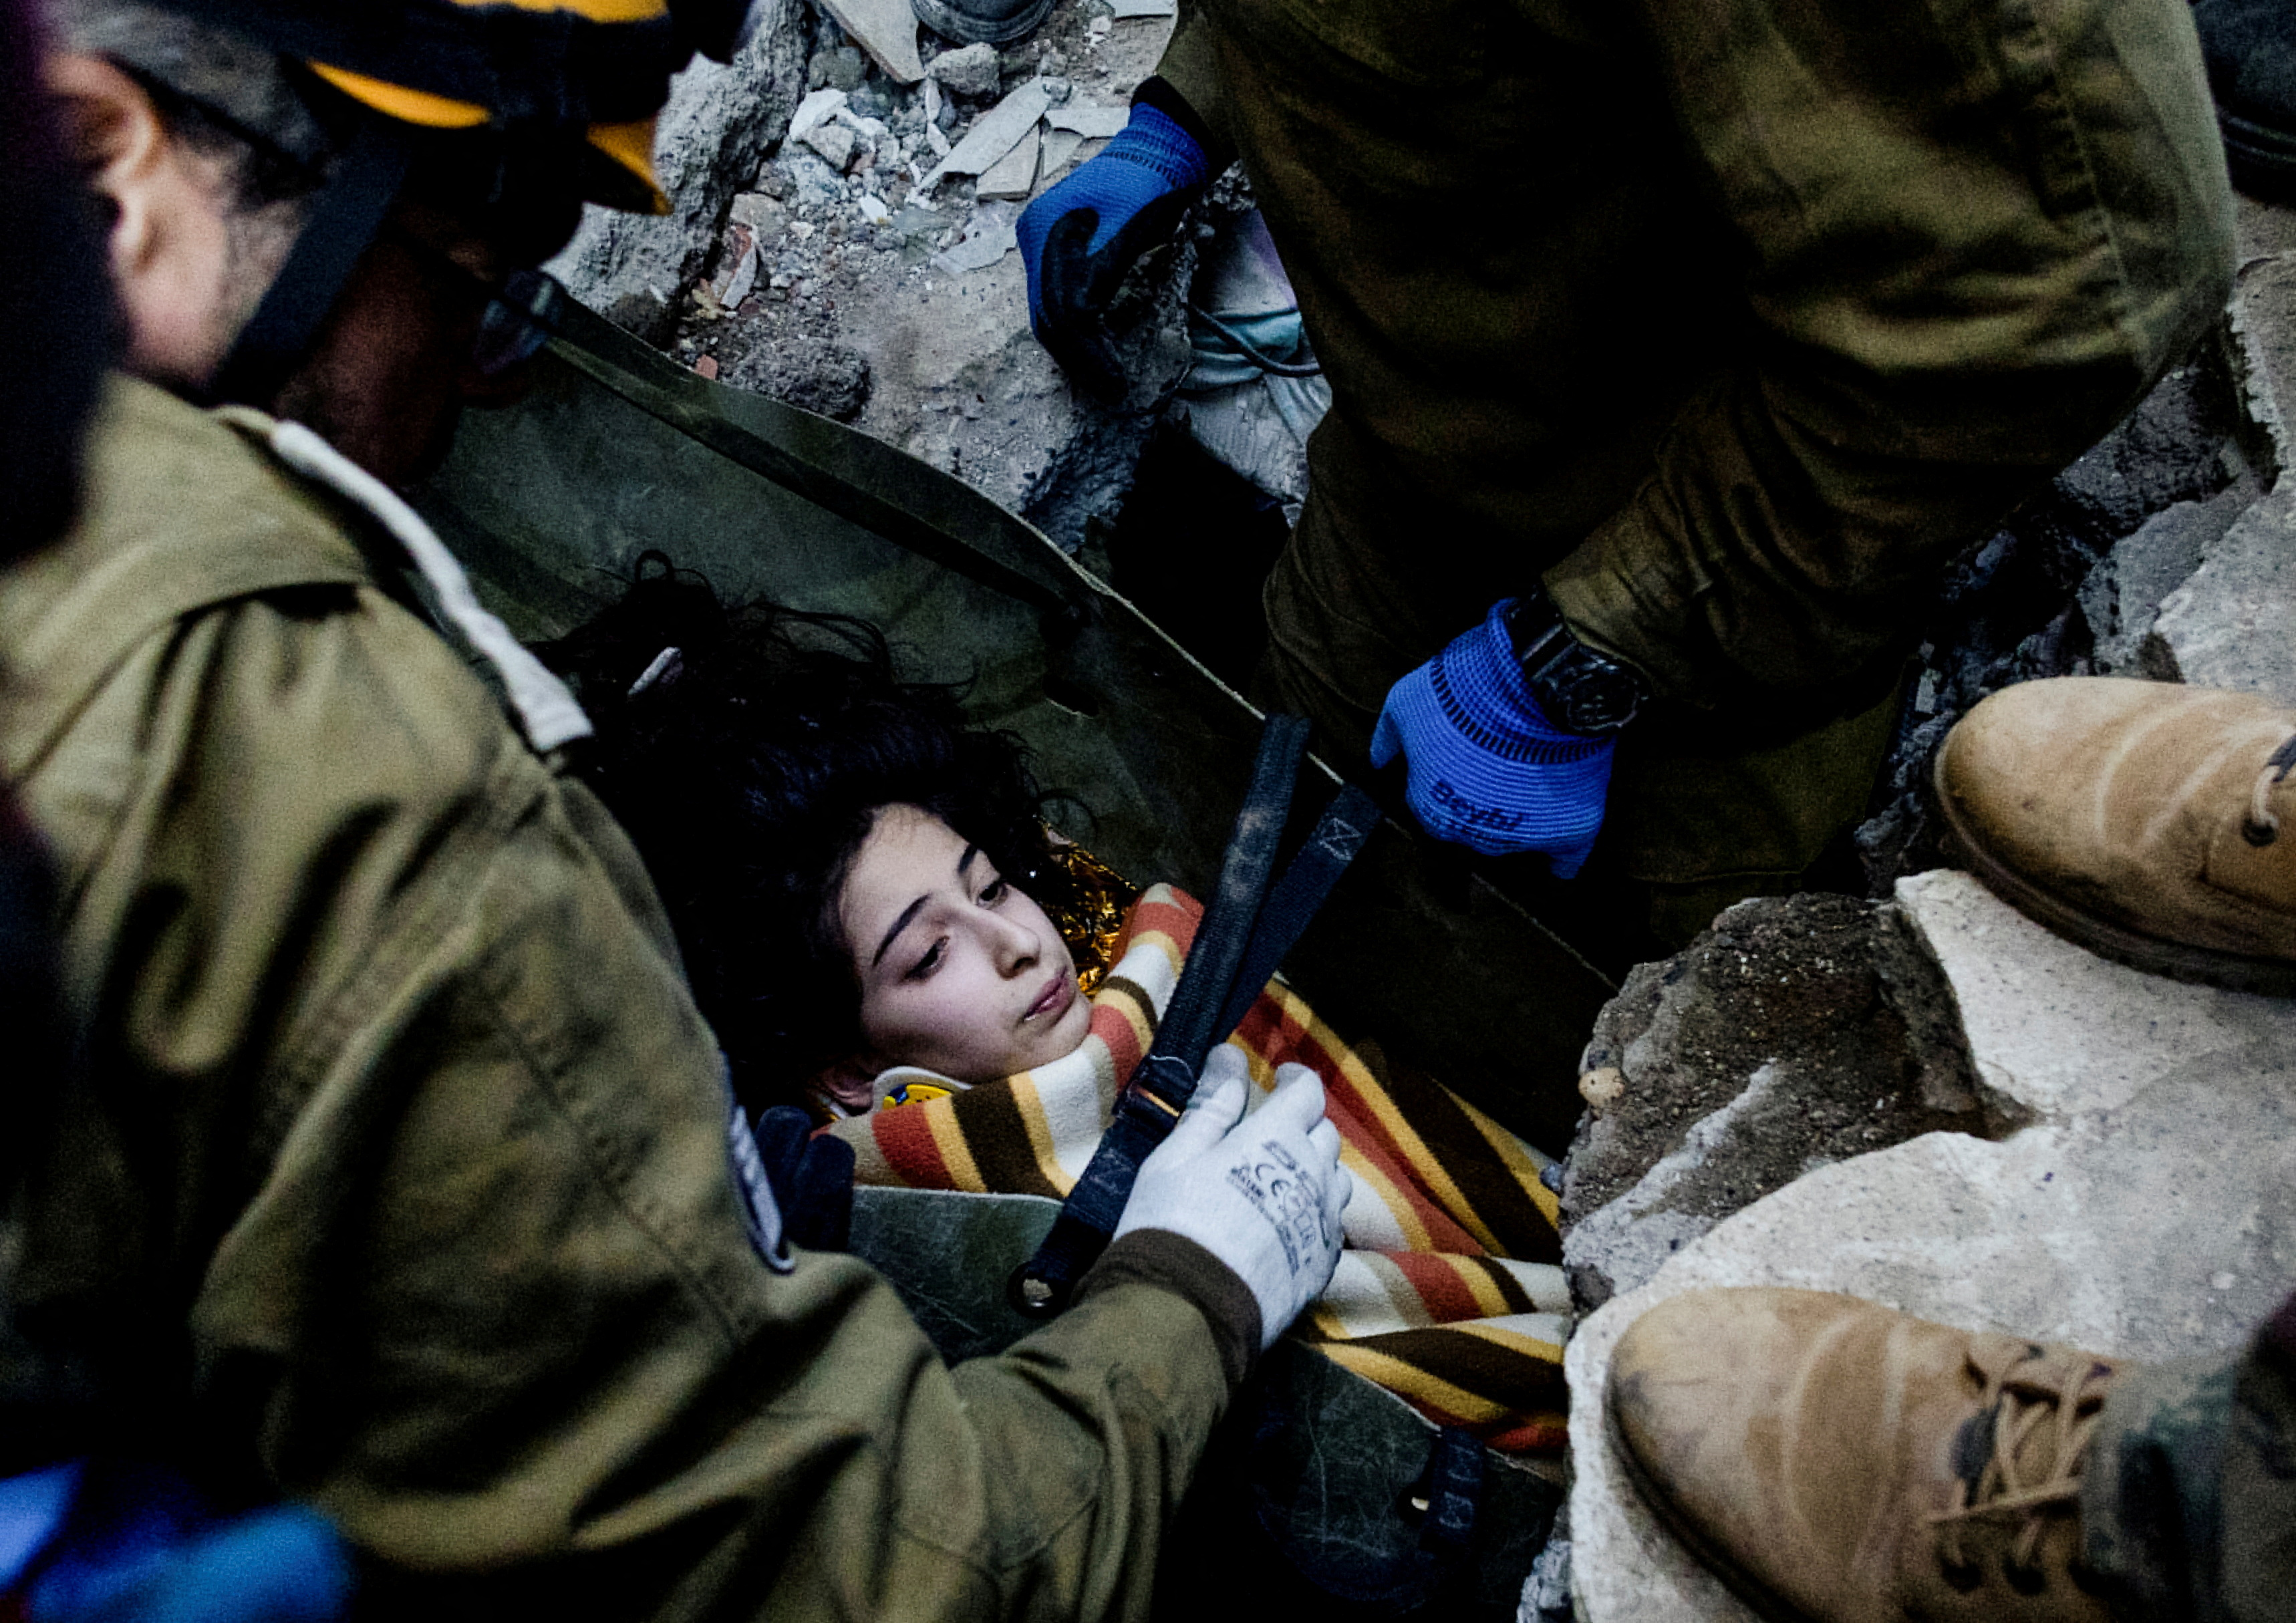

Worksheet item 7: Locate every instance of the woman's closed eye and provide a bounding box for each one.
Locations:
[905,937,948,981]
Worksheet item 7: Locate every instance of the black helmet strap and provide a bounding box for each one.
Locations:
[204,108,410,408]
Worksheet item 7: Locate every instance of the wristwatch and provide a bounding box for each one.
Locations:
[1503,591,1648,736]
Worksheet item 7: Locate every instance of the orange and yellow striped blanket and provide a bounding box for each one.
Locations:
[830,884,1572,1452]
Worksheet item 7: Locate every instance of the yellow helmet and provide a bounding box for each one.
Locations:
[302,0,674,213]
[166,0,688,212]
[144,0,704,403]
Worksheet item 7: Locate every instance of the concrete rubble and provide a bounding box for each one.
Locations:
[549,0,1199,552]
[1552,185,2296,1621]
[1860,194,2296,881]
[1560,871,2296,1623]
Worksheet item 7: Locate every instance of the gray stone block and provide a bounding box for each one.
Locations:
[1559,893,1993,1311]
[2077,485,2247,676]
[2230,194,2296,481]
[2152,481,2296,705]
[1566,871,2296,1623]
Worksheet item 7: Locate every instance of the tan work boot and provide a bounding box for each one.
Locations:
[1607,1288,2118,1623]
[1934,677,2296,994]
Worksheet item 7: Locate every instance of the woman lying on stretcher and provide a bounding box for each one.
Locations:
[543,559,1576,1452]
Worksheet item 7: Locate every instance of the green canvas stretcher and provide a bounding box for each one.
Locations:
[414,299,1615,1616]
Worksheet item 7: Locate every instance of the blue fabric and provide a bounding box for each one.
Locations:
[0,1464,81,1592]
[13,1463,353,1623]
[1369,600,1616,875]
[1017,102,1208,339]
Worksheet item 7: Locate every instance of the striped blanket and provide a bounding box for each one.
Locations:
[831,884,1572,1453]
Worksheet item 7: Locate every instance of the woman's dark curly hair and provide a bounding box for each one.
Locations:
[537,555,1081,1113]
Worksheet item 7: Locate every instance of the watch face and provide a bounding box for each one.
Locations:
[1541,653,1642,733]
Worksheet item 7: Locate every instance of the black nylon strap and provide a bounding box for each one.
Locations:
[1010,718,1376,1316]
[1128,714,1310,1111]
[1208,782,1377,1044]
[207,113,410,408]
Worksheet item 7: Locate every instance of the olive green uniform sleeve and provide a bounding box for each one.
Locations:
[0,380,1246,1622]
[1188,0,2233,719]
[1148,0,1233,156]
[1535,0,2236,703]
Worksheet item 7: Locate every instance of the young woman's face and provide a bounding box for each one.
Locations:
[837,804,1092,1082]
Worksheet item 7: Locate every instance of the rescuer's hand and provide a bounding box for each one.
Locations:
[1016,100,1207,400]
[1113,1048,1347,1351]
[1370,602,1618,877]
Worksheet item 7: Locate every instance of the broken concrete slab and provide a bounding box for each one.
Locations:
[1565,869,2296,1623]
[2077,484,2248,677]
[1047,103,1127,138]
[1558,893,1996,1310]
[1110,0,1175,15]
[2231,194,2295,480]
[1896,867,2296,1117]
[1038,127,1084,181]
[2152,480,2296,707]
[922,80,1053,188]
[547,0,809,341]
[818,0,924,83]
[976,124,1040,199]
[650,0,1188,557]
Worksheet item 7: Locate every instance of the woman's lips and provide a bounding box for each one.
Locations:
[1025,973,1076,1023]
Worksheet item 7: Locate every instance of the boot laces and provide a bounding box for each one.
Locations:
[2243,734,2296,847]
[1928,1344,2114,1590]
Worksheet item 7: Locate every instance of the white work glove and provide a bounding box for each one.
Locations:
[1113,1046,1348,1350]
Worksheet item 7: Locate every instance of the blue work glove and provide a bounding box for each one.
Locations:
[1369,600,1617,877]
[5,1461,353,1622]
[1016,100,1207,400]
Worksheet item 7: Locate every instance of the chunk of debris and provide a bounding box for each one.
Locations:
[931,200,1020,274]
[1109,0,1175,15]
[778,148,845,207]
[726,334,872,422]
[1578,1066,1626,1115]
[809,43,867,91]
[921,80,1052,188]
[728,191,786,239]
[1047,104,1127,139]
[976,125,1040,200]
[926,41,1003,98]
[714,225,760,307]
[802,120,857,171]
[788,86,849,141]
[922,76,942,126]
[816,0,923,82]
[692,353,719,380]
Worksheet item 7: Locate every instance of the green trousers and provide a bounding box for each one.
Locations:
[2085,1290,2296,1622]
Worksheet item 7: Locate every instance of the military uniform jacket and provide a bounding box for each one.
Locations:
[0,377,1250,1620]
[1157,0,2237,885]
